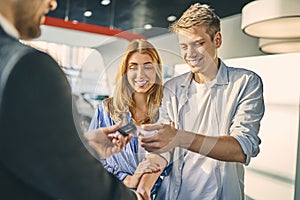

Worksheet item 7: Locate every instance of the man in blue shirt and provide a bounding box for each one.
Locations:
[140,3,265,200]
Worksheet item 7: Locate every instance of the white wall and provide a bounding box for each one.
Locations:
[224,53,300,200]
[219,14,264,59]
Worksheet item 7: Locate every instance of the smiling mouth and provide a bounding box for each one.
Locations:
[188,58,202,66]
[135,80,148,87]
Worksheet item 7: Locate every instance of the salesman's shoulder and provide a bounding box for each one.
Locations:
[0,32,66,93]
[0,29,28,53]
[0,36,54,71]
[0,30,54,62]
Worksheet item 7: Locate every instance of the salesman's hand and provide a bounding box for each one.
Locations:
[84,122,133,158]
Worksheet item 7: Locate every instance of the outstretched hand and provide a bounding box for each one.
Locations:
[84,122,133,158]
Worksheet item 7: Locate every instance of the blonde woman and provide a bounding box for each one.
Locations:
[89,39,169,200]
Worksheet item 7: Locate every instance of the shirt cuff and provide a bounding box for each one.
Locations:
[233,134,256,166]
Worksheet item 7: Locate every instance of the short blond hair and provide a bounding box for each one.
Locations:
[170,3,221,41]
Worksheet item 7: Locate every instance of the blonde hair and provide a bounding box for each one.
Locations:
[170,3,221,41]
[106,39,163,124]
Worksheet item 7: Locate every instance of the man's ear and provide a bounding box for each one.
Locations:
[214,32,222,48]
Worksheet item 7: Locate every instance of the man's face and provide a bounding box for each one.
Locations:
[14,0,57,39]
[178,25,221,74]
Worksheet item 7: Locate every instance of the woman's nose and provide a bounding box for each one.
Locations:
[136,66,146,78]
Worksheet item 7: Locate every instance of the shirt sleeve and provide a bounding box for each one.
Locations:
[158,82,175,126]
[100,158,129,181]
[157,82,176,165]
[231,74,265,165]
[88,102,129,181]
[88,109,100,131]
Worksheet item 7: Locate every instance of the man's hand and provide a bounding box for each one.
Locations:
[84,122,133,158]
[139,123,179,153]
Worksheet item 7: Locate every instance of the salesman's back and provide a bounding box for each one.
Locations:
[0,26,136,200]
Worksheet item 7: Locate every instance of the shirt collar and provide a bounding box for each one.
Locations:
[0,13,20,39]
[180,59,229,88]
[180,71,194,87]
[215,60,229,85]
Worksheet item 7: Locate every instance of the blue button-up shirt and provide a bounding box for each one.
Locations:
[156,60,265,200]
[89,100,170,199]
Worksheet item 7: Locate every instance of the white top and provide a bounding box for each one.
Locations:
[0,13,19,38]
[178,79,220,199]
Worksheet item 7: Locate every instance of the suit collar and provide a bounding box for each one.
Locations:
[0,13,19,39]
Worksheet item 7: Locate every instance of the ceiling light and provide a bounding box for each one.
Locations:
[144,24,152,30]
[167,15,177,22]
[259,38,300,54]
[101,0,111,6]
[84,10,93,17]
[241,0,300,38]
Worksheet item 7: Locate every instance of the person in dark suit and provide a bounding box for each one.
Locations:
[0,0,142,199]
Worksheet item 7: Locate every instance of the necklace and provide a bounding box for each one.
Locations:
[131,116,150,126]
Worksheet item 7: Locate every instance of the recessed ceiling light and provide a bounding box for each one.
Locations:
[84,10,92,17]
[144,24,152,29]
[101,0,111,6]
[167,15,176,22]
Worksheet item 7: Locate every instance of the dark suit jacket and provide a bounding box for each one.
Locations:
[0,26,136,200]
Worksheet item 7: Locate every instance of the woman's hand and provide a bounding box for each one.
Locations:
[136,153,167,200]
[123,157,160,189]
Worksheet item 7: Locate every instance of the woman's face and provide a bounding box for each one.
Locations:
[126,52,157,94]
